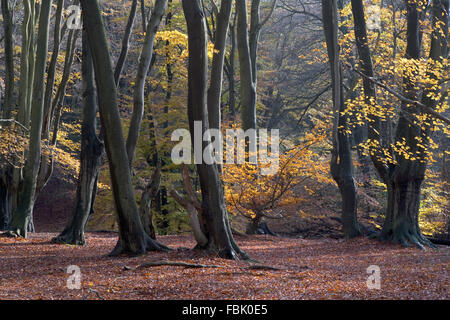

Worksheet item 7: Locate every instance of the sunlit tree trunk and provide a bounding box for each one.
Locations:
[36,0,66,196]
[8,0,52,238]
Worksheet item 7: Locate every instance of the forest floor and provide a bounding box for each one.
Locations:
[0,232,448,300]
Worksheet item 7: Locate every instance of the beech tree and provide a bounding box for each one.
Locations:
[182,0,247,259]
[236,0,276,130]
[350,0,448,248]
[0,0,14,229]
[126,0,167,168]
[321,0,360,239]
[79,0,169,255]
[51,26,104,245]
[8,0,52,237]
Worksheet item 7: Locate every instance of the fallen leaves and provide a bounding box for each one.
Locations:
[0,233,448,300]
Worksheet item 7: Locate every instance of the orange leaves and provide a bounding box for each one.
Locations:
[0,233,448,299]
[222,127,332,220]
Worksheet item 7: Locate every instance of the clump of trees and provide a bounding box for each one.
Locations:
[0,0,448,260]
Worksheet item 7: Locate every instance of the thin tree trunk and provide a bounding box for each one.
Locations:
[207,0,233,131]
[51,26,104,245]
[1,0,14,119]
[236,0,256,131]
[42,0,64,137]
[0,168,12,230]
[322,0,360,239]
[114,0,138,86]
[8,0,52,238]
[125,0,167,168]
[0,0,15,229]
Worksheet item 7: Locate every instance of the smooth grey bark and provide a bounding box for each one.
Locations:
[114,0,138,86]
[35,0,65,197]
[141,0,147,32]
[42,0,64,136]
[0,0,15,229]
[79,0,169,255]
[350,0,388,184]
[207,0,233,131]
[139,157,161,240]
[236,0,256,131]
[36,28,79,196]
[236,0,276,130]
[1,0,14,119]
[11,0,32,231]
[51,27,104,245]
[8,0,52,238]
[49,28,79,146]
[322,0,360,239]
[125,0,167,168]
[224,12,237,117]
[249,0,276,84]
[169,165,208,247]
[25,1,37,126]
[183,0,246,260]
[17,0,32,127]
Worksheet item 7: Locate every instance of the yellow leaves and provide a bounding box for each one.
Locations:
[223,126,332,219]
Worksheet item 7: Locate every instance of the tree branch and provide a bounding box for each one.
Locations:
[344,62,450,125]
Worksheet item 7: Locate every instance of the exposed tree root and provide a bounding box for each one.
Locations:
[378,228,437,250]
[82,288,105,300]
[131,260,291,272]
[50,231,85,246]
[1,230,23,238]
[137,260,225,269]
[108,235,172,257]
[427,237,450,246]
[246,264,282,271]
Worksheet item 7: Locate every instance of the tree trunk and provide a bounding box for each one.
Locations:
[0,0,15,229]
[183,0,246,260]
[1,0,14,119]
[0,168,12,230]
[51,26,104,245]
[207,0,233,131]
[236,0,257,131]
[114,0,138,86]
[379,0,448,248]
[322,0,360,239]
[8,0,52,238]
[79,0,169,255]
[246,214,262,235]
[139,158,161,240]
[125,0,167,168]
